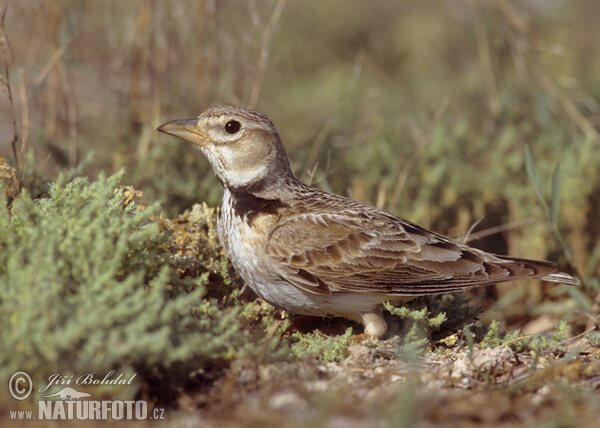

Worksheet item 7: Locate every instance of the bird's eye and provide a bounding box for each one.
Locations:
[225,120,241,134]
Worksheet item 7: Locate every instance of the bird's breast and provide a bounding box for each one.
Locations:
[218,189,279,287]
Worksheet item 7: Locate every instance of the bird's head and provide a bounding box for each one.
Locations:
[157,105,292,189]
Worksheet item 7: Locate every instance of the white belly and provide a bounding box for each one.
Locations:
[217,189,387,317]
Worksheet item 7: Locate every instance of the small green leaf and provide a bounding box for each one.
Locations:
[524,145,535,179]
[551,161,561,225]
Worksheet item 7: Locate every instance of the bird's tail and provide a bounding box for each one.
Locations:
[539,271,580,286]
[499,255,580,286]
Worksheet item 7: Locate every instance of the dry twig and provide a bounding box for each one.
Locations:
[248,0,287,109]
[0,4,24,187]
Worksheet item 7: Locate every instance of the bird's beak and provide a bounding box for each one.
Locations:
[156,118,205,146]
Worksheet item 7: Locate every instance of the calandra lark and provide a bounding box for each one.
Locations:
[157,106,579,337]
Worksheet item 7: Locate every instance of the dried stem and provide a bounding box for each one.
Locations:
[18,67,29,169]
[57,60,78,167]
[247,0,287,109]
[457,217,537,243]
[472,0,501,118]
[33,37,73,87]
[492,0,598,143]
[0,3,23,187]
[387,97,449,210]
[302,51,365,183]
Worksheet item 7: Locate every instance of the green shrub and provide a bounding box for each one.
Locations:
[0,170,245,399]
[480,319,569,353]
[385,301,448,356]
[290,328,354,362]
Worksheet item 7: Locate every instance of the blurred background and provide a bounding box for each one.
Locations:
[1,0,599,330]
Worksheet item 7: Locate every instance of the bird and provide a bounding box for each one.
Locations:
[157,105,579,337]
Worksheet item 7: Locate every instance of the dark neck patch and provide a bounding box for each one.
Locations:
[229,181,287,223]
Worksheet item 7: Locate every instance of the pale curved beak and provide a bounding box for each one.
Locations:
[156,118,205,146]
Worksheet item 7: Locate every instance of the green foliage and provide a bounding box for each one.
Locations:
[480,319,569,353]
[385,302,447,355]
[525,145,574,266]
[480,320,505,348]
[240,300,290,336]
[0,171,245,397]
[584,331,600,348]
[159,202,242,303]
[290,328,354,362]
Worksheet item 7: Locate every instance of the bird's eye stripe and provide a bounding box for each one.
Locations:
[225,120,241,134]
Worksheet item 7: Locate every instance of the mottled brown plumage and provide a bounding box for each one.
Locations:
[157,105,579,337]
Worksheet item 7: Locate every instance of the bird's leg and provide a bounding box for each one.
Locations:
[359,306,387,338]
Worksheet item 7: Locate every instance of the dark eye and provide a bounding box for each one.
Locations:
[225,120,241,134]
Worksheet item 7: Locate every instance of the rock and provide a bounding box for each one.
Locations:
[344,344,378,366]
[451,346,517,379]
[268,390,309,413]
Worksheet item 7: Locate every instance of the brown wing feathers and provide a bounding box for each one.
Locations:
[267,207,574,296]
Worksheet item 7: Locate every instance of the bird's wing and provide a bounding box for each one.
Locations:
[266,209,557,296]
